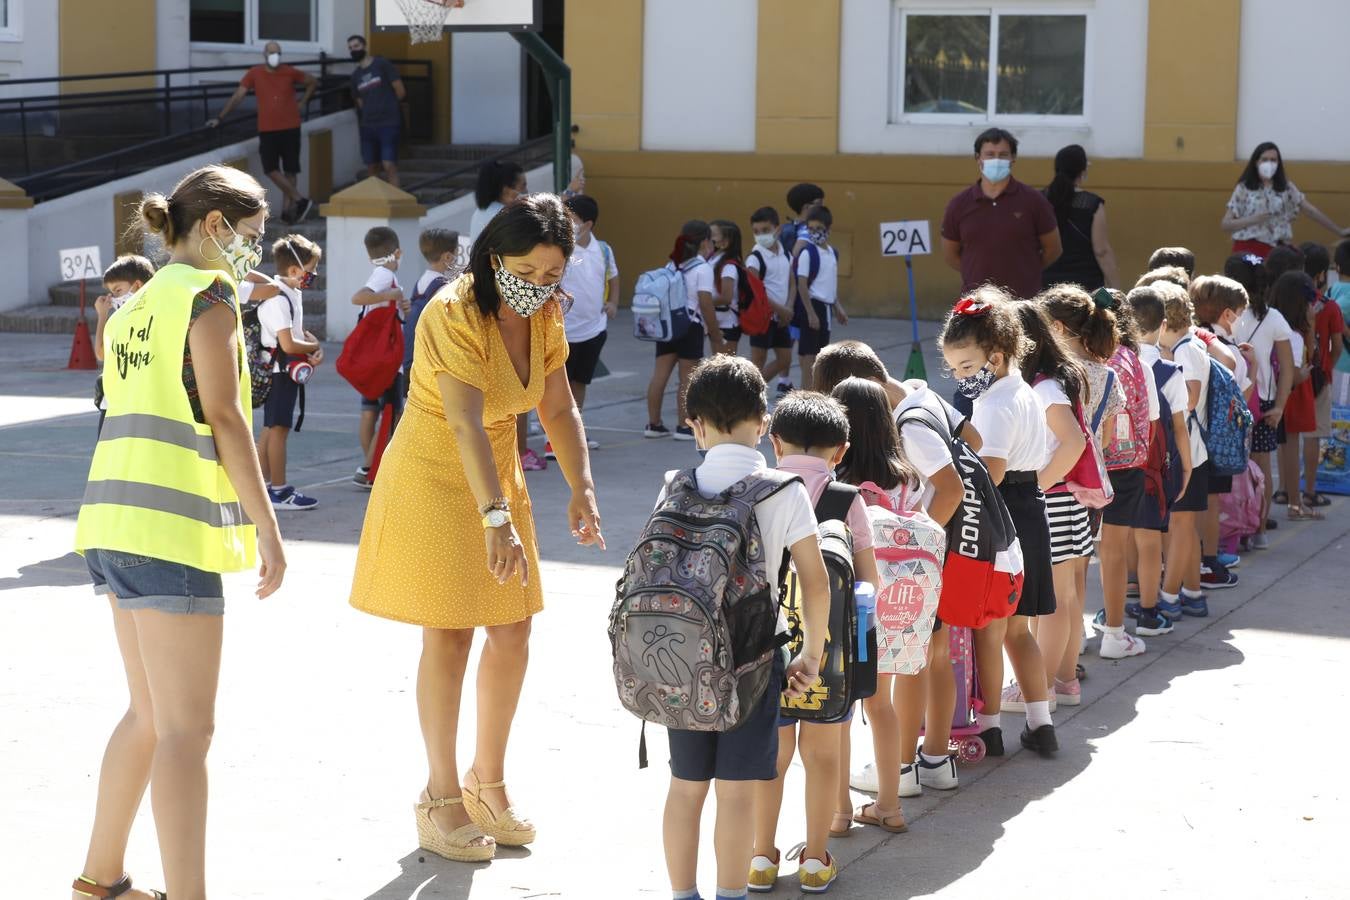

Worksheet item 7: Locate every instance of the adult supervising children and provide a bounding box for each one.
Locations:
[348,34,406,189]
[208,42,316,223]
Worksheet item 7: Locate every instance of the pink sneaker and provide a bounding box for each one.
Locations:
[1054,677,1082,706]
[1001,681,1056,714]
[521,449,547,471]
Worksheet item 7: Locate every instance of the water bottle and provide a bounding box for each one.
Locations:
[854,581,876,663]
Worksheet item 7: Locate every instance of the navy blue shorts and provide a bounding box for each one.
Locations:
[86,548,225,615]
[360,124,400,165]
[263,371,299,429]
[668,655,785,782]
[655,321,706,361]
[360,373,405,412]
[796,299,832,357]
[749,323,794,350]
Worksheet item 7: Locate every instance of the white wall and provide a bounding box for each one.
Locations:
[839,0,1147,158]
[641,0,758,152]
[19,109,360,308]
[1237,0,1350,163]
[0,0,59,92]
[451,32,522,144]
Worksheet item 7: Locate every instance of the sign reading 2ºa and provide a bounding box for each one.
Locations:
[879,221,931,257]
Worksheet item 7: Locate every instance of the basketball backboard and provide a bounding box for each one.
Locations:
[370,0,542,33]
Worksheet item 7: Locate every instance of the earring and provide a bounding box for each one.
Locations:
[199,234,224,262]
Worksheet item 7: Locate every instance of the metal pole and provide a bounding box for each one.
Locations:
[906,255,919,345]
[512,32,571,195]
[163,72,172,136]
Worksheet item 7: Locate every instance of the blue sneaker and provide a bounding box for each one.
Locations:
[1156,596,1185,620]
[1091,608,1107,633]
[1180,591,1209,617]
[1217,552,1241,569]
[271,485,319,511]
[1134,607,1175,636]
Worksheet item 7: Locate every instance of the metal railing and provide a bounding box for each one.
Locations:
[402,135,555,199]
[3,56,433,197]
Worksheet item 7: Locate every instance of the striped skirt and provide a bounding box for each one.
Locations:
[1045,487,1094,565]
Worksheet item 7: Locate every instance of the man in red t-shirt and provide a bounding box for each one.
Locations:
[210,42,317,223]
[1303,241,1344,505]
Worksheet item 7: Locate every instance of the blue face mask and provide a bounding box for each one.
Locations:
[981,159,1012,183]
[955,364,997,400]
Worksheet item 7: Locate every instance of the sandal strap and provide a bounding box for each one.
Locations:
[445,822,493,846]
[417,794,465,811]
[467,776,507,791]
[859,801,904,821]
[73,874,133,899]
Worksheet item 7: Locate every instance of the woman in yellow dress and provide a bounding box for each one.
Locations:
[350,194,605,863]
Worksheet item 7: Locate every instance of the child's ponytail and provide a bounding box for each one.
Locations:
[1037,284,1118,361]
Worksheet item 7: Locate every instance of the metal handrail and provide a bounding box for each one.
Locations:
[402,135,554,196]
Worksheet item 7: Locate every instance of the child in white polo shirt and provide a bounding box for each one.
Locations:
[746,206,795,395]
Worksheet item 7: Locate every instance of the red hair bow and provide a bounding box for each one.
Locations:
[953,296,990,317]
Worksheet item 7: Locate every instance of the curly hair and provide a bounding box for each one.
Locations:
[938,284,1032,361]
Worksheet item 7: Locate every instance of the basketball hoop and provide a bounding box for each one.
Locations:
[396,0,463,44]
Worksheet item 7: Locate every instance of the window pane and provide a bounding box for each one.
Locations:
[996,15,1086,115]
[259,0,314,42]
[903,15,990,115]
[190,0,245,43]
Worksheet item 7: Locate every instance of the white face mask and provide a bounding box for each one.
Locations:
[266,52,281,68]
[1258,160,1278,180]
[211,220,263,283]
[753,233,775,250]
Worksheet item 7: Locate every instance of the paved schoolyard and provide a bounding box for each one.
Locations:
[2,315,1345,899]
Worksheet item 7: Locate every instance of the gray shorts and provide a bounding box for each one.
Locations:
[86,548,225,615]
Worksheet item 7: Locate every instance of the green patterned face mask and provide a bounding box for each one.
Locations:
[211,219,263,282]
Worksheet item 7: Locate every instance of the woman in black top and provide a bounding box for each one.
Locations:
[1042,145,1119,291]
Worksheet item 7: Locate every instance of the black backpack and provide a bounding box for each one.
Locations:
[779,483,877,722]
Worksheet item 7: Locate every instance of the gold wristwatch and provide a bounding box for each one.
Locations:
[482,508,512,529]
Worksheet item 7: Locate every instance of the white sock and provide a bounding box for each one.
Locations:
[1104,624,1125,639]
[920,750,948,765]
[1026,700,1052,729]
[1181,587,1204,599]
[1160,590,1179,602]
[976,712,1001,731]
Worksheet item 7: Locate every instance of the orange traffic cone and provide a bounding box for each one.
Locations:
[68,316,98,370]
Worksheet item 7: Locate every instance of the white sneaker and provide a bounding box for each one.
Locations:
[916,754,959,790]
[587,438,600,450]
[849,762,879,793]
[898,763,921,798]
[1100,630,1147,659]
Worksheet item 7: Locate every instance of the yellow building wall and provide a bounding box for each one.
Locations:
[755,0,839,155]
[59,0,157,92]
[580,152,1350,320]
[1143,0,1241,162]
[565,0,643,151]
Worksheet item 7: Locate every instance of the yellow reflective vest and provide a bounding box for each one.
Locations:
[75,263,256,572]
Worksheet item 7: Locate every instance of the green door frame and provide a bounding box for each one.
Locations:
[512,32,571,194]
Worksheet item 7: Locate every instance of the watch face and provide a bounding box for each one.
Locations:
[486,510,509,527]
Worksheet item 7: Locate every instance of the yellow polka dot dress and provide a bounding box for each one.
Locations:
[349,275,568,629]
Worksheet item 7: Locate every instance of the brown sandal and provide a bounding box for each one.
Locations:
[853,801,908,834]
[72,874,166,899]
[829,810,854,838]
[1288,505,1325,521]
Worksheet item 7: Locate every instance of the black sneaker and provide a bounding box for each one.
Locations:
[1020,724,1058,757]
[776,382,794,396]
[643,423,671,439]
[296,197,315,221]
[977,726,1004,757]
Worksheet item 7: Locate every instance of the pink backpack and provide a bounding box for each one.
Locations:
[1040,374,1115,509]
[1220,460,1265,552]
[1104,346,1151,470]
[856,482,945,676]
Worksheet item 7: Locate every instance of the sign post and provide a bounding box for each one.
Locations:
[879,220,932,380]
[60,245,103,370]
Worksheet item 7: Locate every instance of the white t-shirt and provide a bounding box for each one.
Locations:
[708,253,740,330]
[1032,377,1072,458]
[1234,307,1293,401]
[364,265,400,309]
[746,244,791,305]
[654,443,818,608]
[561,237,618,343]
[415,268,447,298]
[971,369,1048,473]
[1290,331,1306,369]
[893,379,965,512]
[1170,332,1211,467]
[256,281,305,374]
[1138,343,1190,421]
[468,200,504,242]
[1211,325,1252,392]
[796,243,838,305]
[679,257,715,324]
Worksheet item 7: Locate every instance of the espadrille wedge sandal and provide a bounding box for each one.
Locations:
[71,873,166,899]
[462,770,536,847]
[415,791,496,863]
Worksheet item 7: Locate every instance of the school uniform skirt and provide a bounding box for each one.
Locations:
[1045,486,1095,564]
[1001,472,1056,617]
[1253,399,1279,453]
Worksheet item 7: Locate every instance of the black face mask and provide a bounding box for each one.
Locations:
[350,48,366,62]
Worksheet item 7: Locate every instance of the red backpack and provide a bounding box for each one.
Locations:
[736,265,773,336]
[1104,346,1151,470]
[336,304,404,399]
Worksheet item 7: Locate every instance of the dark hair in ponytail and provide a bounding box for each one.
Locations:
[1036,283,1118,361]
[670,219,710,265]
[1013,302,1086,410]
[1046,144,1088,219]
[830,378,919,493]
[1224,253,1269,318]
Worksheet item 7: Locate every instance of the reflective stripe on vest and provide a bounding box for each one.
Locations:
[74,264,256,573]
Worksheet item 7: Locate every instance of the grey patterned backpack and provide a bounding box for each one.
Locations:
[610,468,800,767]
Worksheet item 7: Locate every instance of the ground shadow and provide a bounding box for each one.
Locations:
[361,846,533,900]
[0,551,90,591]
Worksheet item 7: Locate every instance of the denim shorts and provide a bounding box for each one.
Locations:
[360,124,401,165]
[667,654,785,782]
[86,548,225,615]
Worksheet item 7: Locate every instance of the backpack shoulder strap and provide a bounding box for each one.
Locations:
[1091,369,1116,433]
[748,249,765,275]
[801,242,822,284]
[897,406,961,470]
[814,481,859,525]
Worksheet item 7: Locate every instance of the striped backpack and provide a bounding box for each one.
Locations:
[1104,345,1151,470]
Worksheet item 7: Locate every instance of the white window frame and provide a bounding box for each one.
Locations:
[891,5,1092,127]
[190,0,321,52]
[0,0,23,43]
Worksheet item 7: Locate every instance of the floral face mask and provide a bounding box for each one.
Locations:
[211,219,263,282]
[493,255,558,318]
[955,363,997,400]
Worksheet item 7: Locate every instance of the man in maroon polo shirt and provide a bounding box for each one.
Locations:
[941,128,1061,300]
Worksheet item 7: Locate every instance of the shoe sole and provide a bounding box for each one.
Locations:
[898,784,922,798]
[1055,694,1082,706]
[1181,609,1209,617]
[1099,647,1147,659]
[643,433,671,439]
[272,503,319,511]
[1135,625,1175,636]
[748,884,775,894]
[1200,580,1238,590]
[673,435,696,442]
